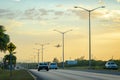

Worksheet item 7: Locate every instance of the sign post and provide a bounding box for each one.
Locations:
[7,42,16,77]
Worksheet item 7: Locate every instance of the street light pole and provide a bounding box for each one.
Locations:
[41,45,44,62]
[62,33,64,69]
[34,48,40,64]
[54,29,72,69]
[74,6,105,69]
[35,43,49,62]
[37,49,40,64]
[89,11,92,68]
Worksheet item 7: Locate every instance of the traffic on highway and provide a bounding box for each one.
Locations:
[30,69,120,80]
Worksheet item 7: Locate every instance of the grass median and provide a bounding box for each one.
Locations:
[0,69,34,80]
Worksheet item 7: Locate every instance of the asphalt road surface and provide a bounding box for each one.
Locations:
[30,69,120,80]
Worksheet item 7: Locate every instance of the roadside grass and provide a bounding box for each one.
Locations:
[0,69,34,80]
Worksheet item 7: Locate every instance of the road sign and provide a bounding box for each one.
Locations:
[7,42,16,53]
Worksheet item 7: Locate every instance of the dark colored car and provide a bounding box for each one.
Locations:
[38,62,49,71]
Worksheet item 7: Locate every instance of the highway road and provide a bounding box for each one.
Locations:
[30,69,120,80]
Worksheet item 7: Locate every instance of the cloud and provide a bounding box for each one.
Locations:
[54,11,64,16]
[0,8,45,20]
[0,9,17,19]
[56,4,64,8]
[117,0,120,2]
[68,8,120,23]
[99,10,120,23]
[39,8,50,16]
[0,2,65,20]
[0,9,10,13]
[21,8,53,20]
[67,9,102,19]
[0,7,65,20]
[68,8,90,19]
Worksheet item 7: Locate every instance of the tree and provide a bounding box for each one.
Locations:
[3,54,17,69]
[75,56,85,61]
[53,57,59,63]
[0,25,10,52]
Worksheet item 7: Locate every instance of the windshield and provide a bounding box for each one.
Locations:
[51,63,57,65]
[40,63,48,65]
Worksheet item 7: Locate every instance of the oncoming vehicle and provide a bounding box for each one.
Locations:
[105,61,118,70]
[49,62,58,69]
[38,62,49,71]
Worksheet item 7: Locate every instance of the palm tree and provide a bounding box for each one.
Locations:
[0,25,10,52]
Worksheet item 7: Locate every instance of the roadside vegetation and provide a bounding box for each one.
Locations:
[65,58,120,70]
[0,25,10,52]
[0,25,33,80]
[0,69,34,80]
[0,25,17,70]
[19,58,120,71]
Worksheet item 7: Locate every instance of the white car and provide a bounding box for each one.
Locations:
[105,61,118,70]
[49,63,58,69]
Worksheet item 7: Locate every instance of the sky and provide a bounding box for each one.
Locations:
[0,0,120,62]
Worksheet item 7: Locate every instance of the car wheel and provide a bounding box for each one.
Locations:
[46,68,49,71]
[38,68,40,71]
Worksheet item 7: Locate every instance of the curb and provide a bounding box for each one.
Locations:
[28,70,37,80]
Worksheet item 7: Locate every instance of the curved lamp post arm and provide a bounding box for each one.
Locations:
[91,6,105,11]
[53,29,63,34]
[74,6,89,11]
[64,29,73,34]
[54,29,73,34]
[74,6,105,12]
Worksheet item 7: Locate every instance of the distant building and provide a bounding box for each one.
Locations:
[66,60,77,65]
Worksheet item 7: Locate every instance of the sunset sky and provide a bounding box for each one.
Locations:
[0,0,120,62]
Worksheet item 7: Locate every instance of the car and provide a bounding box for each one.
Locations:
[38,62,49,71]
[105,61,118,70]
[49,62,58,69]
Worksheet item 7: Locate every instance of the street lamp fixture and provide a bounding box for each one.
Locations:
[74,6,105,69]
[54,29,72,69]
